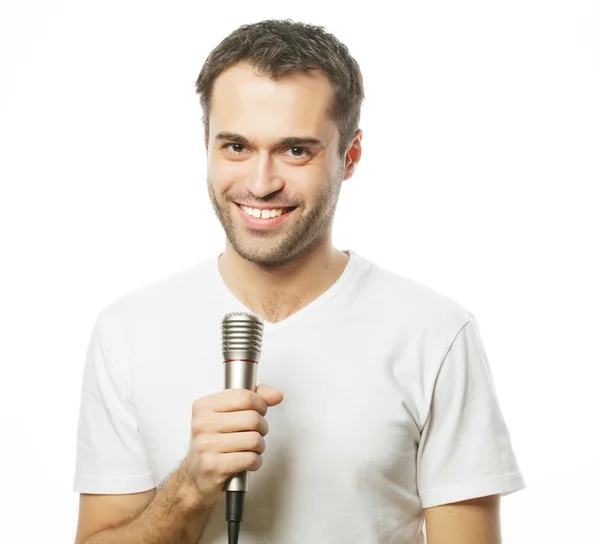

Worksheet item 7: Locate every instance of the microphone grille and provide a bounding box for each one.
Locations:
[221,312,264,361]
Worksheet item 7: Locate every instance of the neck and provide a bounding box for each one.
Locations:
[218,240,349,323]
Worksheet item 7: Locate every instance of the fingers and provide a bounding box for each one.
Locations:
[197,389,269,416]
[201,451,264,478]
[193,385,283,417]
[193,430,266,455]
[185,384,283,502]
[193,410,269,436]
[222,451,264,473]
[256,383,284,407]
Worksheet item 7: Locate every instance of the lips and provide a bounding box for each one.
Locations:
[239,204,293,219]
[235,203,296,229]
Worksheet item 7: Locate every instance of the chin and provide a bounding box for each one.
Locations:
[233,246,289,268]
[235,237,320,269]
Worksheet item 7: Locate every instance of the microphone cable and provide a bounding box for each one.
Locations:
[226,491,245,544]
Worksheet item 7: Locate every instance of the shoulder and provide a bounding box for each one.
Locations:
[352,252,473,332]
[96,256,217,328]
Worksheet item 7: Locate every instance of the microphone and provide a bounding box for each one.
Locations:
[221,311,264,544]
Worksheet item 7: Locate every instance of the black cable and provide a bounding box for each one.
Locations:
[226,491,245,544]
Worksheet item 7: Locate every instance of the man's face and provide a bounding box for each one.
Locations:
[206,62,347,268]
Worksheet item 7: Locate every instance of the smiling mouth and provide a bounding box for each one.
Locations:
[237,203,296,219]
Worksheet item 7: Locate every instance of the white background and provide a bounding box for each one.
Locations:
[1,1,598,542]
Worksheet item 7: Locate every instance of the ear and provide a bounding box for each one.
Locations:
[343,129,363,181]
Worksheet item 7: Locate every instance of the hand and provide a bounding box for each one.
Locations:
[182,383,284,506]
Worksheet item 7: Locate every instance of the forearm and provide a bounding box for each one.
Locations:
[85,467,215,544]
[424,495,502,544]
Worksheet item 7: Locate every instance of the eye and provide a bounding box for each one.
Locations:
[285,147,312,159]
[223,143,246,154]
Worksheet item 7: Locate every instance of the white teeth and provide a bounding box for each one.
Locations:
[241,205,285,219]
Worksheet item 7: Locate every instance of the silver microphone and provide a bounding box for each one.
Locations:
[221,311,264,543]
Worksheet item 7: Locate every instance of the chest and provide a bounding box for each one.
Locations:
[130,321,425,487]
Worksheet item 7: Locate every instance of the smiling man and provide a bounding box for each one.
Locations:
[209,65,345,264]
[73,19,525,544]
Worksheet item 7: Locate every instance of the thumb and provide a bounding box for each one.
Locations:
[256,383,284,407]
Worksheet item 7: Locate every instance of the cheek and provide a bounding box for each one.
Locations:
[209,156,243,190]
[296,165,332,199]
[288,158,328,181]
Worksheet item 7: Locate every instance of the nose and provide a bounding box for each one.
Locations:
[244,152,284,198]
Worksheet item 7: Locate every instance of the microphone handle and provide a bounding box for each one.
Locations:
[223,358,258,492]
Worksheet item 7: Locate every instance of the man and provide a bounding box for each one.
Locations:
[73,19,525,543]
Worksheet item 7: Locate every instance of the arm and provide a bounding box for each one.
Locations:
[417,318,524,541]
[74,310,284,542]
[75,466,213,544]
[424,494,501,544]
[75,385,284,544]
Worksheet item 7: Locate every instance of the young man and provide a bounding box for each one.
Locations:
[74,19,525,543]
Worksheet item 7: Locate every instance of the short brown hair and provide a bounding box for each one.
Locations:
[195,19,365,157]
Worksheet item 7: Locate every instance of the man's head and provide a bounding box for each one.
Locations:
[196,20,364,268]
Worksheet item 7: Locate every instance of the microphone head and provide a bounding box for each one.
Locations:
[222,312,264,362]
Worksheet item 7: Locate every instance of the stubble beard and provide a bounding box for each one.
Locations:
[208,170,343,269]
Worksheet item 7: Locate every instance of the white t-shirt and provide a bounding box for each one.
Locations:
[74,250,525,543]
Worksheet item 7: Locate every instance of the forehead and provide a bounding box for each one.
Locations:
[209,62,337,142]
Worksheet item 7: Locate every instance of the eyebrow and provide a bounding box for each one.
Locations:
[215,132,325,148]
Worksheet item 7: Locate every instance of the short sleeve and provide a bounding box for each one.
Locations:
[416,316,525,508]
[73,310,156,494]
